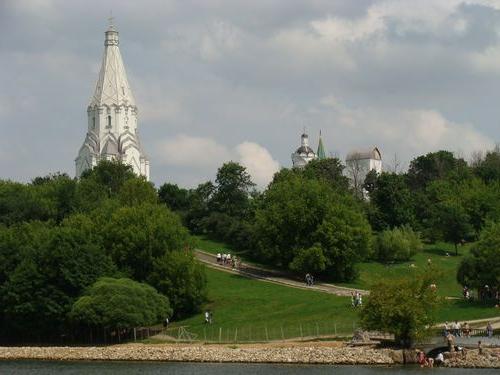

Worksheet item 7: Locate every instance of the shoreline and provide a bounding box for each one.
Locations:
[0,342,498,368]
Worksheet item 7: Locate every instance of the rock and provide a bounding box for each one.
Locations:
[390,350,404,364]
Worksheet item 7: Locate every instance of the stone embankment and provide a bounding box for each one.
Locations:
[0,343,392,365]
[442,348,500,368]
[0,343,498,368]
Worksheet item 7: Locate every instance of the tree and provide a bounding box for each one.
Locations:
[117,178,157,206]
[407,151,469,191]
[289,245,327,275]
[360,271,440,347]
[433,200,472,255]
[102,203,191,281]
[70,277,171,331]
[148,251,207,317]
[253,173,372,281]
[0,220,115,337]
[211,162,255,217]
[158,183,190,211]
[303,158,350,192]
[374,225,423,262]
[369,172,415,230]
[363,169,378,195]
[474,146,500,183]
[457,222,500,292]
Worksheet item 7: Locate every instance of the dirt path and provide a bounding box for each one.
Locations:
[195,249,368,297]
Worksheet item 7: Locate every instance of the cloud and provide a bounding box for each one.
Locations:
[235,142,280,188]
[154,135,279,188]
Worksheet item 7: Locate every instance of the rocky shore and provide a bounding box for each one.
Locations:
[0,342,498,368]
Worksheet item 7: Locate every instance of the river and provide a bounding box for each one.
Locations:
[0,361,497,374]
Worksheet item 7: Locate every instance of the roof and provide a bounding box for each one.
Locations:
[89,24,136,108]
[317,136,326,160]
[346,147,382,161]
[295,146,315,155]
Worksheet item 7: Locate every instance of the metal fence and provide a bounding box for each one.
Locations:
[157,321,359,343]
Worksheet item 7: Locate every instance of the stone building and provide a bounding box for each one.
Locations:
[291,131,327,168]
[75,22,150,180]
[345,147,382,194]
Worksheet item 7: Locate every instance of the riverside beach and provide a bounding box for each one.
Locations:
[0,342,498,368]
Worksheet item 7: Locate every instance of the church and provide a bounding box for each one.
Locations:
[75,22,150,180]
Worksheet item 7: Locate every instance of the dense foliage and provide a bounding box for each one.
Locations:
[360,271,440,347]
[457,222,500,293]
[253,173,371,281]
[374,225,423,262]
[70,277,172,331]
[0,161,206,342]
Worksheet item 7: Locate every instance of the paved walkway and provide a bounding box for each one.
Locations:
[195,249,368,297]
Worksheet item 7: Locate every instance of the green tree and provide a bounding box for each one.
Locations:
[70,277,171,331]
[360,271,440,347]
[407,151,469,191]
[369,173,415,230]
[433,200,472,255]
[211,162,255,217]
[158,183,190,211]
[148,251,207,317]
[457,222,500,292]
[102,203,190,281]
[289,245,327,275]
[303,158,350,191]
[374,225,423,262]
[474,147,500,183]
[253,173,371,281]
[117,178,157,206]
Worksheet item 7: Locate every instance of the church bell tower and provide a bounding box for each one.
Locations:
[75,20,150,180]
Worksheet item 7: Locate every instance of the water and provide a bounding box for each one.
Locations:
[0,361,496,374]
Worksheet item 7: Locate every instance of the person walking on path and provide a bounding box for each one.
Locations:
[486,322,493,338]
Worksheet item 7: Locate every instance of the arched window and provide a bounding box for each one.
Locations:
[107,115,111,127]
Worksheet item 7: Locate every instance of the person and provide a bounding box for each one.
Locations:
[446,332,455,352]
[310,274,314,286]
[216,253,221,264]
[227,253,231,266]
[417,351,429,368]
[209,310,213,324]
[305,273,311,286]
[163,316,169,329]
[351,292,356,308]
[486,322,493,338]
[222,253,227,265]
[462,322,470,338]
[478,340,483,355]
[358,293,363,306]
[427,258,432,266]
[435,352,444,366]
[443,321,449,337]
[204,310,210,324]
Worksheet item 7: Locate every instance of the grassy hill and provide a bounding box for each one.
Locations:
[170,265,499,342]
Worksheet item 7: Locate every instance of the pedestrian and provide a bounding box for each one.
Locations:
[486,322,493,338]
[209,310,213,324]
[435,352,444,366]
[163,316,169,329]
[216,253,221,264]
[305,273,311,286]
[204,310,210,324]
[358,293,363,306]
[478,340,483,355]
[351,292,356,308]
[443,321,449,336]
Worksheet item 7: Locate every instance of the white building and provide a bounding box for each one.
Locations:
[345,147,382,194]
[291,132,317,168]
[75,22,150,180]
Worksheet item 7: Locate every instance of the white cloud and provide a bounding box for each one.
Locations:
[235,142,280,188]
[320,104,494,163]
[200,20,242,62]
[155,135,279,188]
[470,46,500,74]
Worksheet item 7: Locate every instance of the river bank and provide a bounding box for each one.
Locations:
[0,342,498,368]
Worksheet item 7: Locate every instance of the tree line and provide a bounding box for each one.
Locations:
[0,162,206,342]
[159,149,500,291]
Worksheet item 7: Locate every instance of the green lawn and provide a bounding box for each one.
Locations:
[170,266,499,342]
[338,242,471,297]
[171,267,357,341]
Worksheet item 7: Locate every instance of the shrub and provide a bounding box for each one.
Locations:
[374,225,423,262]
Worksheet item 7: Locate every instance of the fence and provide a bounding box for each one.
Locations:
[159,321,358,344]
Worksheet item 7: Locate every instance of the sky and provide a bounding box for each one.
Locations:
[1,0,500,188]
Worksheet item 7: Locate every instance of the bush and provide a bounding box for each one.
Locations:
[70,277,172,330]
[289,245,327,275]
[374,225,423,262]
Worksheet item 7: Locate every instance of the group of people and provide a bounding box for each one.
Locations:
[443,321,495,338]
[443,321,471,337]
[305,273,315,286]
[216,253,240,269]
[351,291,363,307]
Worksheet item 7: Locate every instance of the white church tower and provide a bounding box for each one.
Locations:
[75,21,150,180]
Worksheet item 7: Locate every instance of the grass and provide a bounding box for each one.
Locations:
[169,267,500,343]
[171,267,357,341]
[338,242,471,297]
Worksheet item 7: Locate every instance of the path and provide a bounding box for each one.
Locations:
[195,249,368,297]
